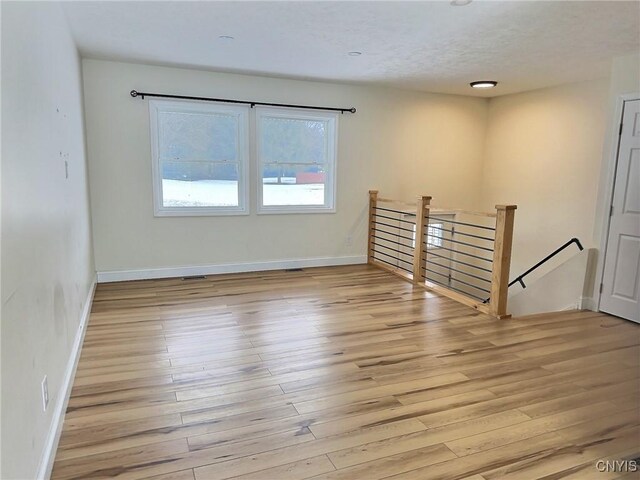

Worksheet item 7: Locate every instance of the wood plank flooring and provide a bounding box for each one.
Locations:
[52,265,640,480]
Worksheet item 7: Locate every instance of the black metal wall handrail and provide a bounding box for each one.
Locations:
[483,237,583,303]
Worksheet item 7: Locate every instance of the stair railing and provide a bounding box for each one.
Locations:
[367,190,517,318]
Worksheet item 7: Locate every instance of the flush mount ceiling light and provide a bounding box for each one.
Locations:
[451,0,473,5]
[218,35,234,41]
[470,81,498,89]
[348,51,362,56]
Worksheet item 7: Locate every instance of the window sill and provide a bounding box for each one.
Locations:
[257,206,336,215]
[154,207,249,217]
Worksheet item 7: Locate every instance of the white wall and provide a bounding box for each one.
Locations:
[480,79,610,286]
[508,249,595,316]
[1,3,95,479]
[478,54,639,313]
[82,59,488,276]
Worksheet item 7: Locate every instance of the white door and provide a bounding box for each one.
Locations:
[600,99,640,323]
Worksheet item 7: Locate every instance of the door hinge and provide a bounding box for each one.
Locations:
[619,123,624,135]
[609,205,614,217]
[599,283,603,294]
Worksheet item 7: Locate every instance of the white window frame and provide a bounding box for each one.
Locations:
[255,106,338,214]
[149,99,250,217]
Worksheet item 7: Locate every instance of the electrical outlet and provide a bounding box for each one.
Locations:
[346,235,353,246]
[41,376,49,411]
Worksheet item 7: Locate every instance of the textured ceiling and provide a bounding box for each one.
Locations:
[62,1,640,97]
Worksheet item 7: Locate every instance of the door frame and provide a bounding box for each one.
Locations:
[594,92,640,312]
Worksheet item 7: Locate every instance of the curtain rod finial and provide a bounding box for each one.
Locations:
[130,90,138,98]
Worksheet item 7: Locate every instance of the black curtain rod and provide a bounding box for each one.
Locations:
[130,90,356,114]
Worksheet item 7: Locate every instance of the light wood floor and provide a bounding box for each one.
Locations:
[52,265,640,480]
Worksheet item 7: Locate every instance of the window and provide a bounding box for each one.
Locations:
[411,222,417,249]
[427,223,444,248]
[409,221,443,249]
[256,107,338,213]
[149,100,249,216]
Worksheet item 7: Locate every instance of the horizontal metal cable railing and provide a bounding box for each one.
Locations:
[421,210,496,302]
[369,203,417,279]
[367,190,517,318]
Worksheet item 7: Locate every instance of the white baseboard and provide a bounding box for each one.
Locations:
[559,297,597,312]
[561,303,578,311]
[560,297,597,312]
[97,255,368,283]
[37,276,97,480]
[579,296,597,311]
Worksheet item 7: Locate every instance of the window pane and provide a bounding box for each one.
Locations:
[262,164,326,206]
[162,162,239,207]
[159,111,238,162]
[260,117,327,164]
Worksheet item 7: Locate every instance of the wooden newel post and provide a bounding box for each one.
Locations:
[368,190,379,264]
[413,196,432,283]
[490,205,517,318]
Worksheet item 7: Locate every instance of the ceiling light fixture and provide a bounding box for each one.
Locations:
[450,0,473,6]
[348,51,362,56]
[470,81,498,89]
[218,35,234,41]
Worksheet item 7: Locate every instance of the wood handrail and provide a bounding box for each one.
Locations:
[376,197,418,207]
[429,206,497,218]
